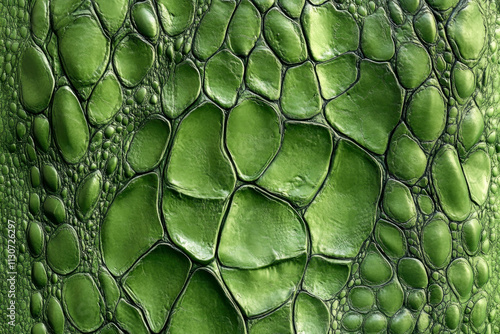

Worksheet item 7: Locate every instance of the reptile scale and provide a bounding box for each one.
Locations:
[0,0,498,333]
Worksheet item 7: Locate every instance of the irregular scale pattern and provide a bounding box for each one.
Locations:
[1,0,500,333]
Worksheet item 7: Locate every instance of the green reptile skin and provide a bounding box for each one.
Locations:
[0,0,498,333]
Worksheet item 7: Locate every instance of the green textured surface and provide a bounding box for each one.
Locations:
[1,0,500,333]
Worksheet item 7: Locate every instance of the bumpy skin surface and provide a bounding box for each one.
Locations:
[0,0,499,333]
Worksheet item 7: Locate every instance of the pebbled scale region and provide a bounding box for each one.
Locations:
[0,0,500,333]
